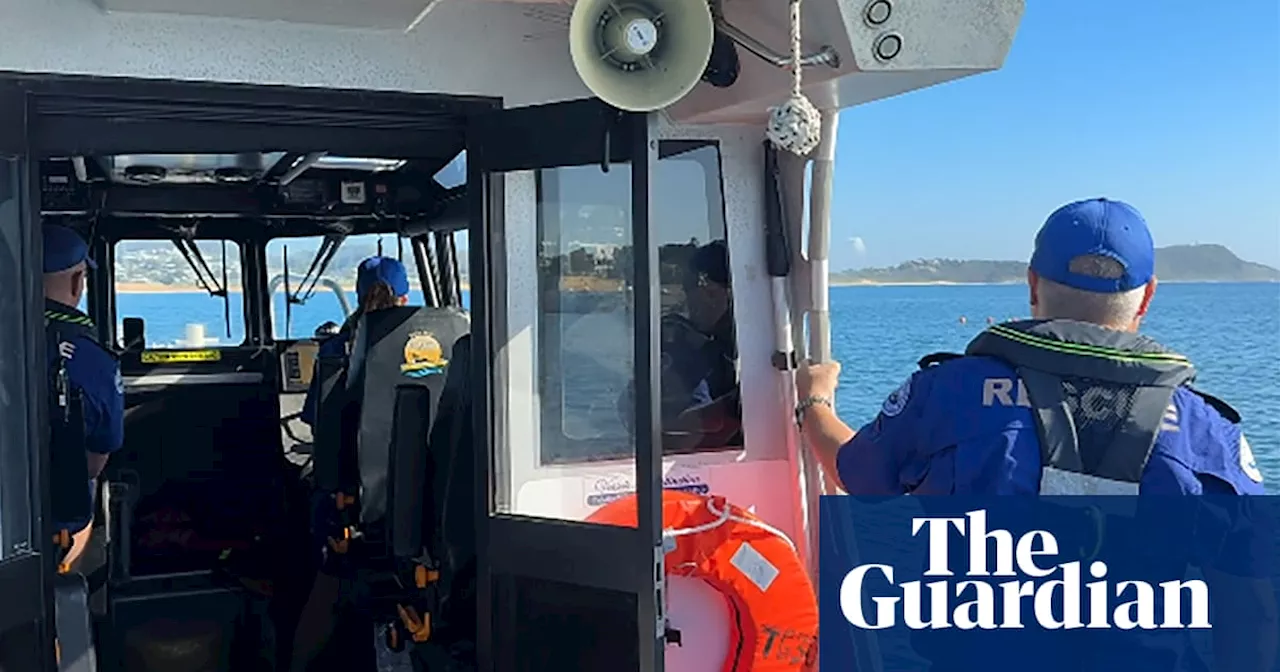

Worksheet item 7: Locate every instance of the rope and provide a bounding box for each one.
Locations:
[765,0,822,156]
[662,496,798,552]
[790,0,803,99]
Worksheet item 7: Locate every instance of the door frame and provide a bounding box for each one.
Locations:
[0,79,58,672]
[468,98,665,672]
[0,71,507,669]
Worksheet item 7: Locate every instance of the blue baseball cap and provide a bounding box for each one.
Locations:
[356,256,410,299]
[43,225,96,274]
[1029,198,1155,293]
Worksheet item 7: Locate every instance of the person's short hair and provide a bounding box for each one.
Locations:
[1037,254,1146,326]
[688,240,730,288]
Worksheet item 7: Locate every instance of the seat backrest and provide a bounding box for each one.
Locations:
[425,333,476,634]
[311,354,356,494]
[347,306,469,536]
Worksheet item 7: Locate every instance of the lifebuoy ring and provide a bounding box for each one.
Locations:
[588,490,818,671]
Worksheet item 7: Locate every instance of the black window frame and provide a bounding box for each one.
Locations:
[107,236,252,349]
[534,138,737,466]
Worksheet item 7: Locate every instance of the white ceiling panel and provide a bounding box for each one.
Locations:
[93,0,433,30]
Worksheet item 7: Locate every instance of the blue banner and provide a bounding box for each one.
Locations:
[819,496,1280,672]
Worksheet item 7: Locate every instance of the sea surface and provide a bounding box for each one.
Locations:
[118,281,1280,489]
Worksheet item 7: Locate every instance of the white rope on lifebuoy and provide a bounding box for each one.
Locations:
[663,496,798,552]
[765,0,822,156]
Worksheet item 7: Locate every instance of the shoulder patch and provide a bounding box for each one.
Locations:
[881,376,912,417]
[1239,434,1263,483]
[114,367,125,395]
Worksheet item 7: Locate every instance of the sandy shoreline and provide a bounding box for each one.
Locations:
[114,280,981,294]
[115,282,462,294]
[112,278,1270,294]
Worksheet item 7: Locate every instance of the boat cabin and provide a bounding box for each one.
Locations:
[0,1,1021,670]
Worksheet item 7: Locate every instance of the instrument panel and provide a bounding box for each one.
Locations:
[280,340,319,393]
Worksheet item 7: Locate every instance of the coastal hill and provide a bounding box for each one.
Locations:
[833,244,1280,285]
[112,240,1277,289]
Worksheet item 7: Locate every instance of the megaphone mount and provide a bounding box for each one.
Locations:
[707,0,839,71]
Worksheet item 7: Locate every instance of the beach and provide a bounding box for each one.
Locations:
[114,279,1003,294]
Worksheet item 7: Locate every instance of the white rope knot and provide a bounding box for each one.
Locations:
[765,0,822,156]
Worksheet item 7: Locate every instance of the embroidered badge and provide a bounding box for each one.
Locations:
[881,375,912,417]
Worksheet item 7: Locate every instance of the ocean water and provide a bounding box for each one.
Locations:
[117,281,1280,488]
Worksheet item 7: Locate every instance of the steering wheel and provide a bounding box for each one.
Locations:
[280,411,310,446]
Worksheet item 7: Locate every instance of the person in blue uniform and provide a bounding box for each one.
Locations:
[299,255,410,427]
[43,224,124,570]
[796,198,1275,670]
[291,255,410,672]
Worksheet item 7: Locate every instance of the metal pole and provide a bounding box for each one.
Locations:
[806,110,836,364]
[799,111,839,579]
[803,111,884,672]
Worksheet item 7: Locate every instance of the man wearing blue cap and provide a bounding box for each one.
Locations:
[795,197,1262,496]
[43,224,124,569]
[299,255,410,427]
[794,198,1274,669]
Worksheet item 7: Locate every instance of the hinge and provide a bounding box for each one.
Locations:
[654,541,666,637]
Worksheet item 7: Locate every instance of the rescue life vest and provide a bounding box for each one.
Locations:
[588,490,818,672]
[921,318,1223,494]
[45,302,97,535]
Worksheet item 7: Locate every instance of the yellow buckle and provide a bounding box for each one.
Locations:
[396,604,431,643]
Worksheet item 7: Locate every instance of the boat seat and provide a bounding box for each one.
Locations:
[308,306,474,662]
[422,332,477,649]
[346,305,469,542]
[311,352,357,497]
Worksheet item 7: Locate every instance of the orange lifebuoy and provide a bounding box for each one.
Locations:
[588,490,818,672]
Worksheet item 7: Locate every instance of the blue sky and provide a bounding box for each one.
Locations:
[830,0,1280,272]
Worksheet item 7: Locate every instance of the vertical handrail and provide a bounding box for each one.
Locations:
[801,110,885,672]
[801,110,838,575]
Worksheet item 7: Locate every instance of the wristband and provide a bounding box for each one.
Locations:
[795,395,833,428]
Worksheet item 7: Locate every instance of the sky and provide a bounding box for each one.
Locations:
[829,0,1280,272]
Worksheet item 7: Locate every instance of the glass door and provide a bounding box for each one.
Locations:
[0,79,58,672]
[467,98,665,672]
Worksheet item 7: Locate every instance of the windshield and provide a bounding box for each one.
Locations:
[265,232,439,339]
[114,239,245,348]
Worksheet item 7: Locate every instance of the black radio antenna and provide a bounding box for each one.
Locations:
[282,244,292,338]
[221,240,231,339]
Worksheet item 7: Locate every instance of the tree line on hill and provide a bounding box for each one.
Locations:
[832,245,1280,284]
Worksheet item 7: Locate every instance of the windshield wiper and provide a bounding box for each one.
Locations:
[288,233,345,306]
[168,234,233,339]
[171,238,227,298]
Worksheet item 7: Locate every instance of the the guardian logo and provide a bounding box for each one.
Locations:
[839,510,1211,631]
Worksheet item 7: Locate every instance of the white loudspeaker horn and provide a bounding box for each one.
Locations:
[569,0,715,112]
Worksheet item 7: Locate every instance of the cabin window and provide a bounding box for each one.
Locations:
[452,229,471,311]
[265,233,426,340]
[0,158,33,556]
[112,239,247,349]
[434,150,466,190]
[535,140,736,465]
